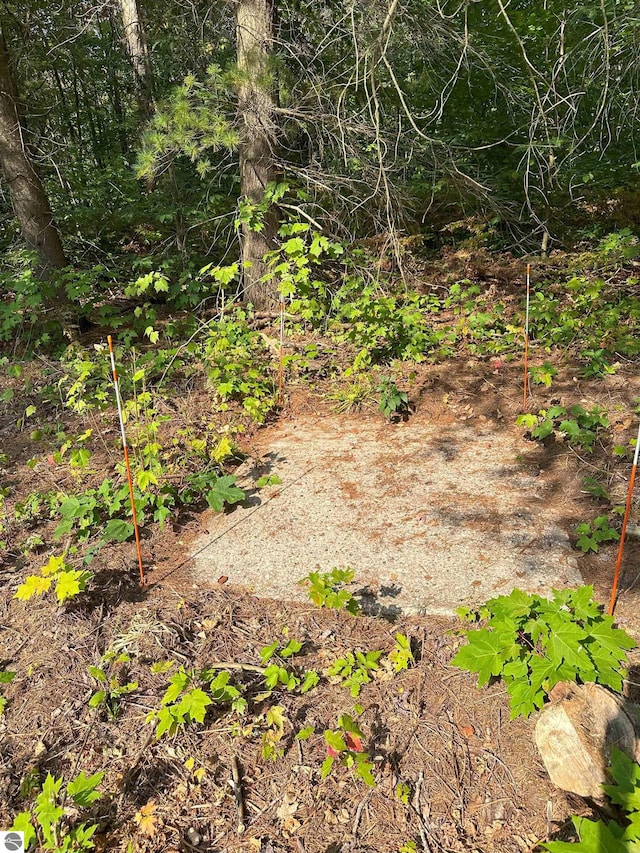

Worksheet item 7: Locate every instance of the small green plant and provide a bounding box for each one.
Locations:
[377,377,409,419]
[300,568,360,614]
[580,348,618,379]
[326,649,382,697]
[452,586,635,719]
[329,375,376,413]
[388,633,414,673]
[11,770,104,851]
[14,554,92,604]
[88,652,138,718]
[261,704,286,761]
[574,515,620,553]
[255,474,282,488]
[529,362,557,388]
[517,403,609,452]
[0,668,16,714]
[582,475,610,500]
[322,713,375,786]
[147,666,246,738]
[543,746,640,852]
[395,781,411,805]
[259,639,320,693]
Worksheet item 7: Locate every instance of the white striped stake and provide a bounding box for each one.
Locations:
[608,423,640,616]
[523,263,531,408]
[107,336,146,586]
[277,299,285,406]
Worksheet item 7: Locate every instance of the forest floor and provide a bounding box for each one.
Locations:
[2,247,640,852]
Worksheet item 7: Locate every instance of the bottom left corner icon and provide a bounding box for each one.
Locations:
[0,832,24,853]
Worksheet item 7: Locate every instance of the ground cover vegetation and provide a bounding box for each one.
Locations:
[1,0,640,850]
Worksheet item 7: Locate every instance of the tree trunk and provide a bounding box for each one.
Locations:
[236,0,279,310]
[0,28,67,280]
[120,0,154,121]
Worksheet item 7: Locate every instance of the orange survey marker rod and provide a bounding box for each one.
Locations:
[608,423,640,616]
[523,263,531,408]
[107,335,146,586]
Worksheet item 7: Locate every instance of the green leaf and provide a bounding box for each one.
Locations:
[532,419,554,440]
[451,628,515,687]
[102,518,135,542]
[89,690,106,708]
[283,237,305,256]
[543,617,593,672]
[256,474,282,488]
[35,774,64,839]
[177,687,212,724]
[0,670,15,684]
[324,730,347,753]
[151,660,175,674]
[260,641,279,665]
[266,705,285,731]
[516,413,539,429]
[543,816,629,852]
[88,666,107,682]
[281,639,303,658]
[506,679,544,719]
[67,770,104,807]
[205,475,246,512]
[10,812,36,850]
[162,669,190,705]
[296,726,315,740]
[154,706,177,738]
[353,757,376,786]
[603,746,640,813]
[320,754,334,779]
[300,670,320,693]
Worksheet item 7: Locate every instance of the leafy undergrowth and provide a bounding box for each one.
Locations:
[1,583,577,853]
[454,586,636,719]
[3,243,640,851]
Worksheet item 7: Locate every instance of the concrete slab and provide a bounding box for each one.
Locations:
[190,415,582,615]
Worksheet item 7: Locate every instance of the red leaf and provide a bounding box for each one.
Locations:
[345,732,363,752]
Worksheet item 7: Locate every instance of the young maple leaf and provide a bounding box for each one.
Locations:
[134,800,158,837]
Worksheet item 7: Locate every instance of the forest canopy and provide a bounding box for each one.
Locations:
[0,0,638,324]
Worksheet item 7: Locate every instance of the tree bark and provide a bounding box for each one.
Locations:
[0,28,67,280]
[120,0,154,121]
[236,0,279,309]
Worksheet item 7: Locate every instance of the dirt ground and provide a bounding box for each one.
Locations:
[3,354,640,852]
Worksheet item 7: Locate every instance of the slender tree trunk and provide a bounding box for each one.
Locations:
[109,13,129,155]
[120,0,154,121]
[0,28,67,280]
[236,0,279,309]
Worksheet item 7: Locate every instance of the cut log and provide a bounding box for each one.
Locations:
[535,682,639,799]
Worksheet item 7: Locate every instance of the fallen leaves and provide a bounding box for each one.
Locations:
[134,800,158,837]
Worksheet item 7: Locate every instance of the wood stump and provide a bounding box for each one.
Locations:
[535,682,640,798]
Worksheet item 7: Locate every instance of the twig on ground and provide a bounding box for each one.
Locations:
[204,661,266,674]
[119,728,155,792]
[353,796,368,836]
[414,771,433,853]
[228,755,246,834]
